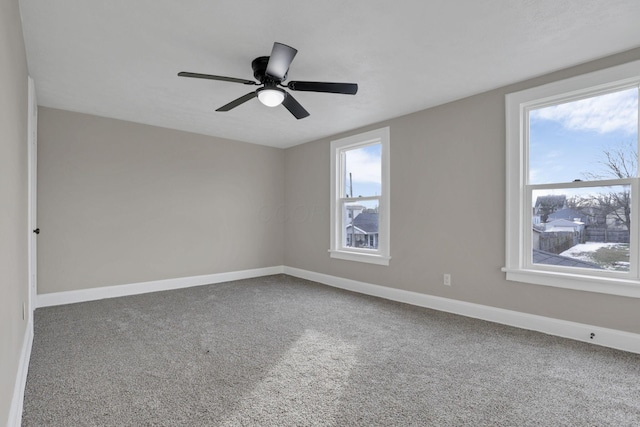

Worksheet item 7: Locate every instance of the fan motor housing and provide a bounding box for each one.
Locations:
[252,56,285,83]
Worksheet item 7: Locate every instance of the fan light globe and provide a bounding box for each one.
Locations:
[257,88,285,107]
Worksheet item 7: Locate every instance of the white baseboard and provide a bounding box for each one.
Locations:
[33,265,640,354]
[283,266,640,355]
[7,319,33,427]
[37,266,285,308]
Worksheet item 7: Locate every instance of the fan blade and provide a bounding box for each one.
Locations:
[282,92,310,119]
[178,72,257,85]
[216,91,257,112]
[287,81,358,95]
[265,42,297,80]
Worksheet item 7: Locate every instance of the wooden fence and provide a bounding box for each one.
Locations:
[584,228,630,243]
[538,231,579,254]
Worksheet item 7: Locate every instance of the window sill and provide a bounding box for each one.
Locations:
[502,267,640,298]
[329,249,391,266]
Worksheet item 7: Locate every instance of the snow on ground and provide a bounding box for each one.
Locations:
[560,242,629,268]
[560,242,623,257]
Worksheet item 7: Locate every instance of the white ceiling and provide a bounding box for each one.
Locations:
[19,0,640,148]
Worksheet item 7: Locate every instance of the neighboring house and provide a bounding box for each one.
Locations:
[604,207,630,230]
[582,206,631,243]
[576,206,602,226]
[544,218,584,234]
[346,211,379,248]
[346,204,365,221]
[578,206,629,229]
[547,208,587,224]
[533,195,567,223]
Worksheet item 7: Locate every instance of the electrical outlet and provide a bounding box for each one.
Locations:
[443,274,451,286]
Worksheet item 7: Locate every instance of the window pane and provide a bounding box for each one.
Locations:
[342,200,379,249]
[343,143,381,197]
[529,87,639,185]
[532,186,630,271]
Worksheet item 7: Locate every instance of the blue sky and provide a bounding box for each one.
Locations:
[529,87,638,186]
[343,143,381,198]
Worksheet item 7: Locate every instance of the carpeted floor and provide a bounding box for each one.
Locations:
[23,274,640,426]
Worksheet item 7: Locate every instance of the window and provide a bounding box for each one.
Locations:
[330,127,390,265]
[505,60,640,297]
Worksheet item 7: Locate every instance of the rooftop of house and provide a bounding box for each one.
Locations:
[352,212,379,234]
[548,208,587,222]
[532,249,602,269]
[534,219,583,234]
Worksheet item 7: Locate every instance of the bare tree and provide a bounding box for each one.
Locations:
[585,144,637,181]
[580,143,637,231]
[537,201,555,223]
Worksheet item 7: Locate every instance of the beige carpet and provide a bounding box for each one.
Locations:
[23,274,640,426]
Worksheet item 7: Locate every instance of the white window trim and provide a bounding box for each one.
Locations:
[330,127,391,265]
[504,60,640,298]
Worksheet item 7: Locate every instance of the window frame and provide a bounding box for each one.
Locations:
[329,127,391,265]
[504,60,640,298]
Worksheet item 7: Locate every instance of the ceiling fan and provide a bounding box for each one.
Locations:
[178,42,358,119]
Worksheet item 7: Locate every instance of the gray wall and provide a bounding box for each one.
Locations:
[0,0,29,423]
[35,49,640,334]
[284,48,640,334]
[38,108,284,293]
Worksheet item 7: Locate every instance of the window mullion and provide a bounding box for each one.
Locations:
[523,185,533,269]
[529,178,635,190]
[342,195,380,203]
[630,179,639,278]
[634,86,640,278]
[339,150,347,198]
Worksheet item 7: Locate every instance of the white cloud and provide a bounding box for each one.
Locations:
[529,168,542,183]
[345,147,381,184]
[530,88,638,135]
[546,149,563,159]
